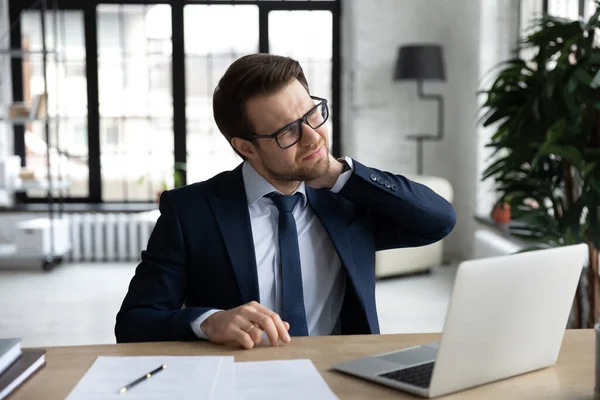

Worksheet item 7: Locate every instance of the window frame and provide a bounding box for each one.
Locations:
[9,0,342,203]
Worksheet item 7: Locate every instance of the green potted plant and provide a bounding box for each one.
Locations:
[480,3,600,328]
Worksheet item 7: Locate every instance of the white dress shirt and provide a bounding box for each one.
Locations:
[191,158,355,338]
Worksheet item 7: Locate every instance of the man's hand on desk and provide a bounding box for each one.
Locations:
[200,301,291,349]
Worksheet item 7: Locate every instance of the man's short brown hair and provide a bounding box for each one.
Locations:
[213,54,310,157]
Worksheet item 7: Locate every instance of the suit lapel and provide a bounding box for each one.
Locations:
[306,187,351,261]
[307,187,374,334]
[207,164,260,305]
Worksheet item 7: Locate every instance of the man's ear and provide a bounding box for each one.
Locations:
[231,137,258,160]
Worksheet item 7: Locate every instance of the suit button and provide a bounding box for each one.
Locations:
[370,174,377,182]
[377,178,384,185]
[391,184,398,191]
[385,182,391,188]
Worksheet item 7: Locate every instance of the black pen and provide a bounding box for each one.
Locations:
[118,364,167,394]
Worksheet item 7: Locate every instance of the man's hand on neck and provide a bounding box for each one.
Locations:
[306,154,345,189]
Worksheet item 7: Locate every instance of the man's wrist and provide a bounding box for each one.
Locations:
[194,309,223,339]
[200,314,213,335]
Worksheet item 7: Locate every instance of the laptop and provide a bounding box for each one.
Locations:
[332,244,588,398]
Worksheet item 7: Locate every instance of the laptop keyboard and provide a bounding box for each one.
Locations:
[378,362,435,388]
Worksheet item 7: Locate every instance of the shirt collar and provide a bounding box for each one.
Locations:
[242,161,308,207]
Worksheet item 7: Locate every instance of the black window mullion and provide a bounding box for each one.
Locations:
[85,4,101,201]
[39,1,337,8]
[260,2,340,156]
[9,1,26,202]
[331,0,341,157]
[172,3,187,185]
[259,7,269,53]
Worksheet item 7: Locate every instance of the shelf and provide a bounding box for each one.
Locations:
[0,243,68,267]
[0,202,158,214]
[14,180,71,191]
[0,117,49,124]
[0,49,57,58]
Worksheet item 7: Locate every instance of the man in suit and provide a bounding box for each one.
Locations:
[115,54,456,349]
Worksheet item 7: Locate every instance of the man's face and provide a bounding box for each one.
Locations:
[244,79,330,183]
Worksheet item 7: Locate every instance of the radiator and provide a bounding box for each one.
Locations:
[64,211,159,262]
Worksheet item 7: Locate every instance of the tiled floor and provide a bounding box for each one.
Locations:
[0,263,457,348]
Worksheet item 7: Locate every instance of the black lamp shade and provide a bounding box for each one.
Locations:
[394,45,446,81]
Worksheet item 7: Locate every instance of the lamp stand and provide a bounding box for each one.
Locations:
[407,80,444,175]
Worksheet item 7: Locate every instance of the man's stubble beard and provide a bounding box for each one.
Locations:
[265,150,330,183]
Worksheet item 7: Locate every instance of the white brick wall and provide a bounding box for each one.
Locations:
[476,0,521,218]
[0,0,11,161]
[341,0,484,259]
[342,0,446,174]
[0,0,13,207]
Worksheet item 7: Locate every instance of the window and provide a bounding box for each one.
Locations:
[10,0,340,203]
[546,0,598,19]
[19,10,89,199]
[269,10,334,148]
[97,4,174,201]
[584,0,598,18]
[102,120,119,147]
[548,0,580,19]
[522,0,597,23]
[184,5,259,184]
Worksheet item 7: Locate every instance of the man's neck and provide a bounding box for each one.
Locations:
[248,161,300,195]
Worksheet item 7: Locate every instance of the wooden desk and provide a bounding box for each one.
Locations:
[10,330,595,399]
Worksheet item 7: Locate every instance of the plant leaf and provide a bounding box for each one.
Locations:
[536,145,583,169]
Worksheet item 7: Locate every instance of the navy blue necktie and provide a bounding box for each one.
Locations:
[268,193,309,336]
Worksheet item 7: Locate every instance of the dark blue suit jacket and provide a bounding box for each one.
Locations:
[115,160,456,342]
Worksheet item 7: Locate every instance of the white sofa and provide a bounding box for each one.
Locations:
[375,174,454,278]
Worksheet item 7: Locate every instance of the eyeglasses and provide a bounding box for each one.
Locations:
[248,96,329,149]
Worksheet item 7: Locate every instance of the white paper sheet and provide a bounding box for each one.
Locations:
[65,356,233,400]
[235,359,338,400]
[208,355,235,400]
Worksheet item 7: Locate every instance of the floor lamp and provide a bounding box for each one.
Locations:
[394,44,446,175]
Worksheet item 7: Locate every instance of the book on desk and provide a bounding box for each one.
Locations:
[0,338,45,400]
